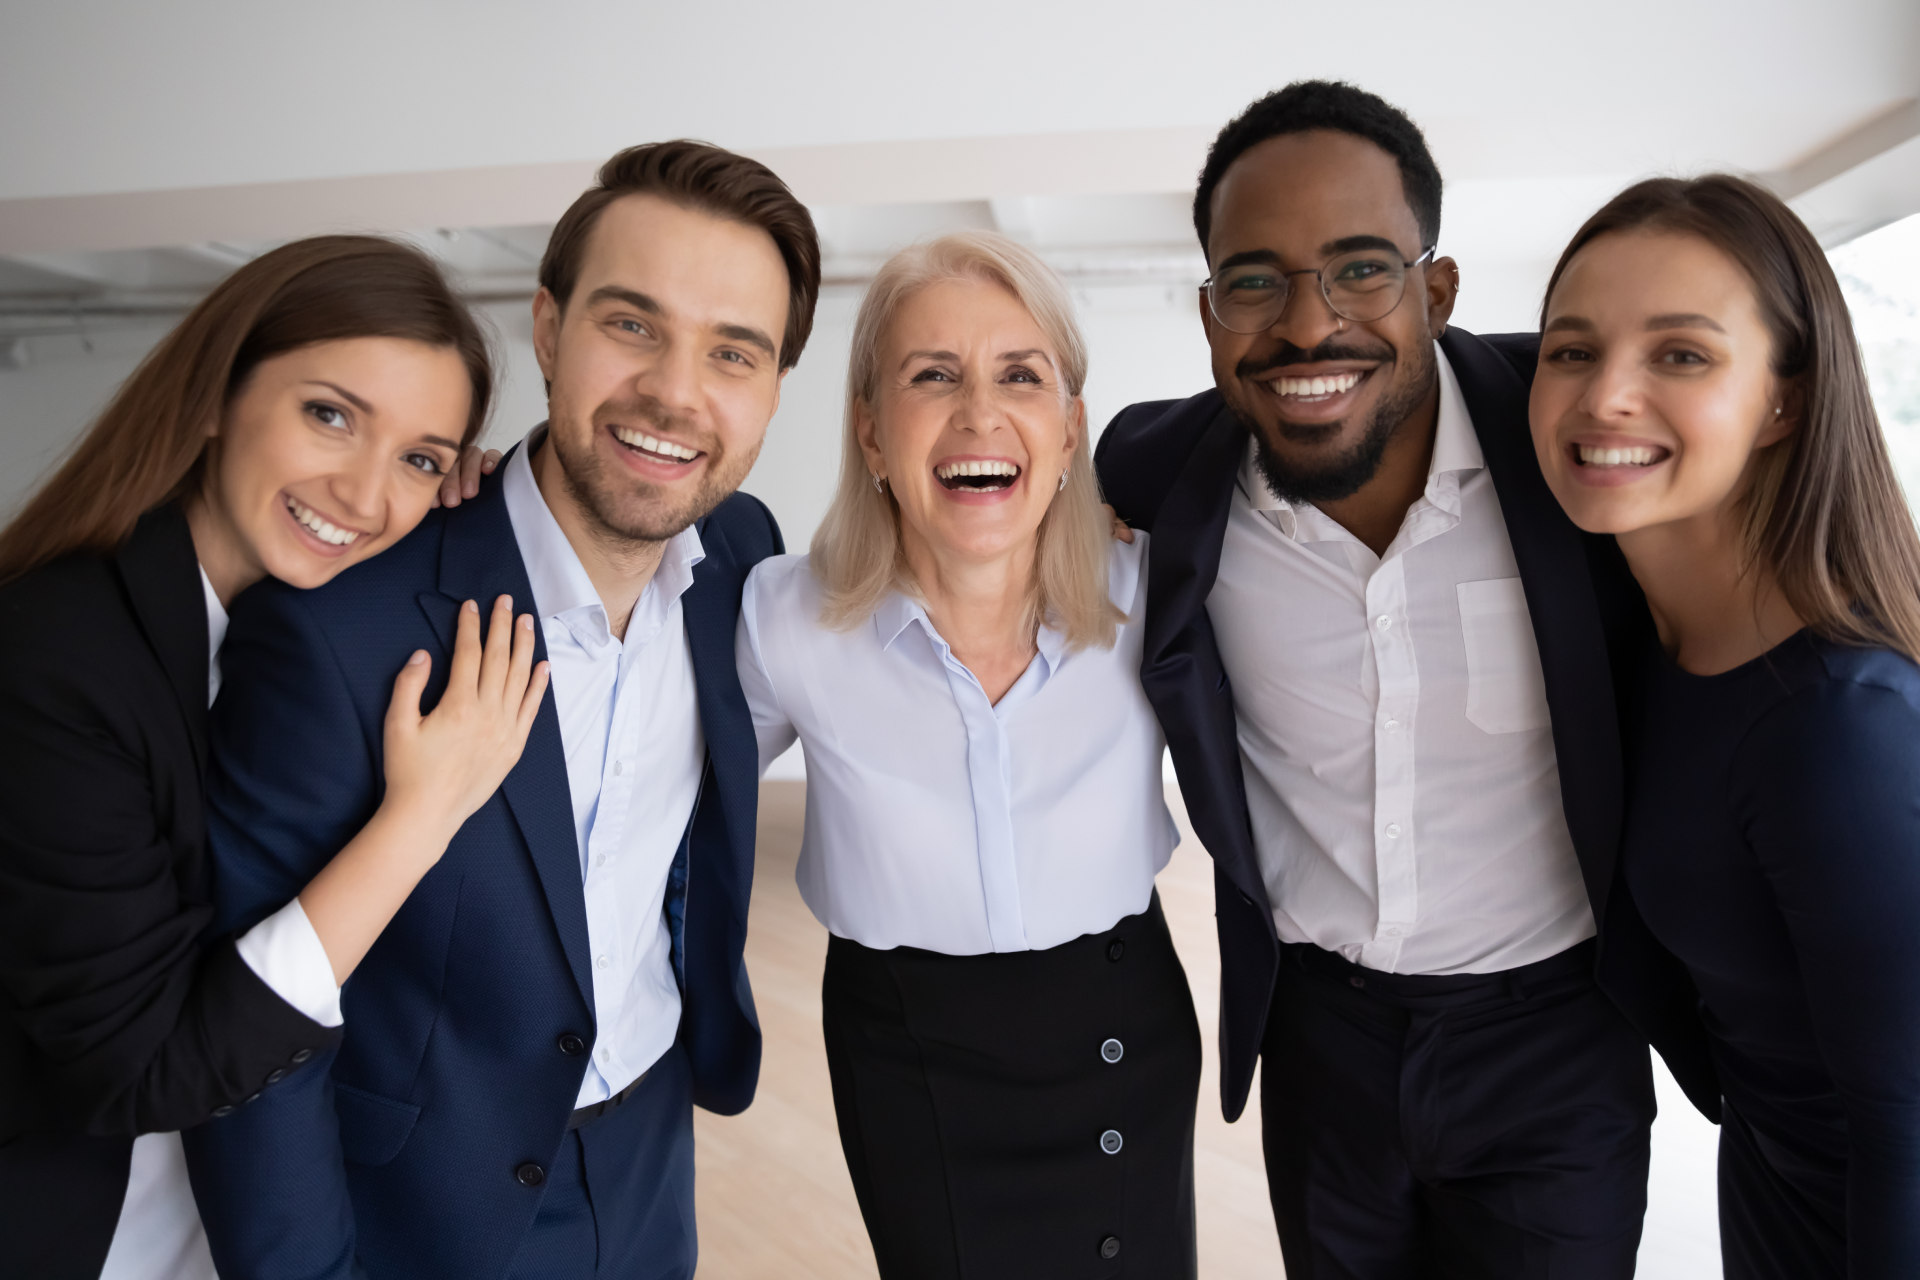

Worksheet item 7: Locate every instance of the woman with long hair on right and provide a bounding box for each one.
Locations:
[1530,175,1920,1277]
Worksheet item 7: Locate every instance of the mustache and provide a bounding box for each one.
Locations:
[595,394,704,443]
[1235,338,1396,380]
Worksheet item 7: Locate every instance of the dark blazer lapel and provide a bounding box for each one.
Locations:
[115,504,211,771]
[426,452,596,1013]
[1443,329,1625,919]
[1140,403,1271,905]
[680,516,755,873]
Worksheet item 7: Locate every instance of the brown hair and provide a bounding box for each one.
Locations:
[0,235,493,585]
[539,140,821,371]
[1542,174,1920,663]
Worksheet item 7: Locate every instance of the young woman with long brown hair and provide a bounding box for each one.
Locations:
[0,235,550,1280]
[1531,175,1920,1278]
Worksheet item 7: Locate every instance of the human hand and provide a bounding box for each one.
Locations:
[381,595,549,845]
[1102,503,1135,544]
[436,446,502,508]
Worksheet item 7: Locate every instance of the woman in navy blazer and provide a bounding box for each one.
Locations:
[0,236,546,1280]
[1531,175,1920,1277]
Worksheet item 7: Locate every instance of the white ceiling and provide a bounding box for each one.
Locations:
[0,0,1915,337]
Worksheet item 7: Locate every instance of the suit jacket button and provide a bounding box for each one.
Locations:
[1107,941,1125,962]
[211,1105,234,1118]
[291,1049,313,1064]
[557,1033,586,1056]
[265,1069,286,1084]
[1100,1129,1123,1155]
[1099,1235,1121,1259]
[515,1162,546,1187]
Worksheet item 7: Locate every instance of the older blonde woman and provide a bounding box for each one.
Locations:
[735,232,1200,1278]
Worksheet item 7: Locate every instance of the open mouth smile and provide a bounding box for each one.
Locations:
[1269,370,1367,402]
[611,423,703,467]
[284,495,365,549]
[1574,443,1668,469]
[935,459,1022,493]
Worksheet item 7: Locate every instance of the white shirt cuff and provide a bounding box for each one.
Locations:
[234,898,344,1028]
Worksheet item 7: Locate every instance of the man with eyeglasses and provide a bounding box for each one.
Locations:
[1097,81,1669,1277]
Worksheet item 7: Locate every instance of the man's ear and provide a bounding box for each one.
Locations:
[531,288,561,389]
[1426,255,1460,337]
[1197,285,1216,342]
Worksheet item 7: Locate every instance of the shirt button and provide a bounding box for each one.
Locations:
[1101,1039,1124,1064]
[594,855,607,869]
[1376,615,1392,630]
[1385,823,1402,839]
[596,955,610,970]
[1384,926,1404,938]
[1100,1129,1124,1155]
[612,760,623,776]
[1384,718,1400,731]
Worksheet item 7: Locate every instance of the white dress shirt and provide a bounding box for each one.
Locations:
[737,536,1178,955]
[502,436,706,1106]
[1207,346,1594,976]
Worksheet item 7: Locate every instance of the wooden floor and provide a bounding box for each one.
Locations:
[692,781,1286,1277]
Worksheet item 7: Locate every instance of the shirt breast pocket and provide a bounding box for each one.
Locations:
[1456,577,1551,734]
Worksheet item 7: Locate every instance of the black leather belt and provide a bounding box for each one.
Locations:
[567,1070,647,1131]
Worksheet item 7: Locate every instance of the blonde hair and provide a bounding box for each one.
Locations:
[810,231,1122,649]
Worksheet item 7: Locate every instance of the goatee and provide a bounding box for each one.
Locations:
[1235,338,1436,506]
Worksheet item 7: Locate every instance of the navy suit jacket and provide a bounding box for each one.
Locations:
[1094,328,1719,1124]
[183,453,778,1279]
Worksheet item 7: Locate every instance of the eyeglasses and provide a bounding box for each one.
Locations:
[1203,245,1437,334]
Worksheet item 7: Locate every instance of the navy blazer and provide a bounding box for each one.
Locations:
[1094,328,1718,1124]
[183,454,778,1279]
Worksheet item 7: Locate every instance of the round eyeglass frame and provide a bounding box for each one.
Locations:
[1202,245,1437,335]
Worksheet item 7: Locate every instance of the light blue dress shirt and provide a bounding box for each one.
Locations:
[502,436,706,1106]
[737,536,1178,955]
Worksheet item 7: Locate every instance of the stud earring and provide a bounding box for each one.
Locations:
[871,473,886,493]
[1774,406,1783,417]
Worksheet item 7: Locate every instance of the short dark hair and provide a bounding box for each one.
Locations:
[1193,81,1443,259]
[539,140,822,371]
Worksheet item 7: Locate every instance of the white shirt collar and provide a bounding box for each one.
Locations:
[873,587,1068,679]
[501,430,705,650]
[200,565,229,706]
[1242,342,1483,538]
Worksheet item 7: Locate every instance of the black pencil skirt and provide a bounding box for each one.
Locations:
[821,892,1201,1280]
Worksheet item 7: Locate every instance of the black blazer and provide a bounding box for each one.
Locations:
[1094,328,1719,1124]
[0,505,340,1279]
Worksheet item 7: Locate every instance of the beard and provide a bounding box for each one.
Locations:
[1229,336,1437,506]
[545,390,758,546]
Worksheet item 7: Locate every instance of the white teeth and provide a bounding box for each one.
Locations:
[934,459,1021,482]
[286,497,360,546]
[1577,444,1662,467]
[612,425,698,461]
[1273,371,1362,398]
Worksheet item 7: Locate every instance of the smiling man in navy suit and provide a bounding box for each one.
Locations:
[1097,83,1709,1278]
[184,142,820,1280]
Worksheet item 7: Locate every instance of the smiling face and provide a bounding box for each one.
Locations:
[532,193,790,544]
[1531,229,1791,539]
[1203,129,1454,503]
[198,336,471,592]
[857,275,1082,567]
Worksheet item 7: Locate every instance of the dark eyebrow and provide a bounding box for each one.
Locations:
[419,435,462,451]
[583,285,664,315]
[1544,316,1594,333]
[304,381,373,413]
[1319,234,1409,258]
[1213,248,1285,273]
[1646,312,1727,334]
[716,323,777,359]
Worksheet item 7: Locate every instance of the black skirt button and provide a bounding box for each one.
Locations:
[1107,940,1125,962]
[1100,1129,1123,1155]
[515,1162,546,1187]
[1099,1235,1121,1259]
[1101,1039,1124,1064]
